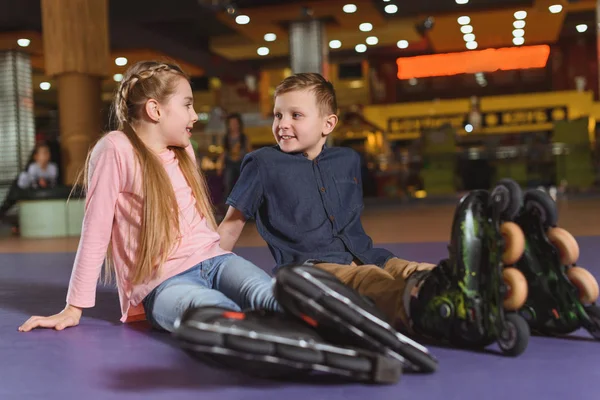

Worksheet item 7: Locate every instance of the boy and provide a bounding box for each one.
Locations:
[217,72,435,330]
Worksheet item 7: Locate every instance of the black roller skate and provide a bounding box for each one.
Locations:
[410,179,531,356]
[513,188,600,339]
[274,264,439,373]
[173,306,404,384]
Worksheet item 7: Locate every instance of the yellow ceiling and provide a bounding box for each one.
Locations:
[211,0,594,60]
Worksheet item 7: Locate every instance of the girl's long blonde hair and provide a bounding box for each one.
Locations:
[81,61,216,285]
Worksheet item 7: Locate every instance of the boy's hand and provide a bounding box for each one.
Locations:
[18,305,82,332]
[218,207,247,251]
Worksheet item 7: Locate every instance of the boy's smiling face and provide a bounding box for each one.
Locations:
[272,88,337,160]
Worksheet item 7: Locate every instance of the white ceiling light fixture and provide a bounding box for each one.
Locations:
[458,16,471,25]
[17,38,30,47]
[514,11,527,20]
[513,20,526,29]
[40,82,51,91]
[113,74,123,82]
[343,4,357,13]
[549,4,563,14]
[115,57,128,66]
[359,23,373,32]
[576,24,588,33]
[513,37,525,45]
[366,36,379,45]
[355,44,367,53]
[461,25,473,34]
[235,15,250,24]
[384,4,398,14]
[513,29,525,38]
[257,47,269,56]
[456,0,469,4]
[329,40,342,49]
[463,33,475,42]
[264,33,276,41]
[466,41,478,50]
[397,40,409,49]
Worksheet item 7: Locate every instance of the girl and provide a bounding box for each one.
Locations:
[18,61,279,333]
[217,113,251,198]
[17,142,59,190]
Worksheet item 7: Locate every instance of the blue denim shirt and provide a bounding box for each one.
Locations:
[226,145,394,272]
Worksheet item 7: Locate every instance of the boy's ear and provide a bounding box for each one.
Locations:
[322,114,339,137]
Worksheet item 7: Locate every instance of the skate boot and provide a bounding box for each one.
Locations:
[173,306,404,384]
[410,178,531,356]
[274,264,439,373]
[513,188,600,339]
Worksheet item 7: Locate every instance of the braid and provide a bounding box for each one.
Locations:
[115,62,183,129]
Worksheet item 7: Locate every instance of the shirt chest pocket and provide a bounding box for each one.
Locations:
[333,176,362,212]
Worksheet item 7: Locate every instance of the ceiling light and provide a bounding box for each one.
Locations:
[264,33,276,41]
[343,4,357,13]
[355,44,367,53]
[466,41,478,50]
[513,29,525,38]
[460,25,473,34]
[549,5,562,14]
[456,0,469,4]
[514,11,527,20]
[463,33,475,42]
[329,40,342,49]
[235,15,250,24]
[576,24,588,33]
[113,74,123,82]
[384,4,398,14]
[513,37,525,45]
[513,20,526,29]
[40,82,51,90]
[115,57,128,66]
[17,38,30,47]
[366,36,379,45]
[397,40,409,49]
[359,23,373,32]
[458,16,471,25]
[257,47,269,56]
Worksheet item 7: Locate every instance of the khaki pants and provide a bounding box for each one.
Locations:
[314,258,436,328]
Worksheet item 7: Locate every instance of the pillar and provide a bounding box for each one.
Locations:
[289,19,329,77]
[0,50,35,202]
[40,0,109,184]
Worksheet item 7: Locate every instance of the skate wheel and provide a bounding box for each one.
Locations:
[567,266,600,304]
[498,313,530,357]
[524,189,558,227]
[501,222,525,265]
[502,267,528,311]
[547,227,579,265]
[491,179,523,220]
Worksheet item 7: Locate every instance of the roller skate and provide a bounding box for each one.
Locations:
[410,178,531,356]
[173,306,404,384]
[512,188,600,339]
[274,264,439,373]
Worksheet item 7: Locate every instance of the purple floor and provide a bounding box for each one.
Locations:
[1,238,599,400]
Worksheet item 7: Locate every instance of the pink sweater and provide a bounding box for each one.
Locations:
[66,131,229,322]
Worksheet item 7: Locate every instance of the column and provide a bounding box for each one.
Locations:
[0,50,35,202]
[40,0,109,184]
[289,18,329,77]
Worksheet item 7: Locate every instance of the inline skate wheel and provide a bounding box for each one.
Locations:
[498,313,530,357]
[501,222,525,265]
[491,179,523,221]
[567,266,600,304]
[547,227,579,265]
[524,189,558,227]
[502,267,528,311]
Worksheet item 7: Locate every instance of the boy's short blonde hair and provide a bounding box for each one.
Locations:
[274,73,337,116]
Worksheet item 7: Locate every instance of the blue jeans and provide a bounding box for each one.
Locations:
[142,253,280,332]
